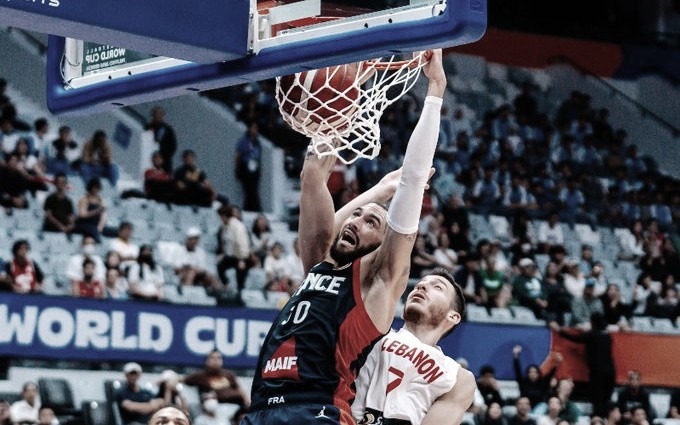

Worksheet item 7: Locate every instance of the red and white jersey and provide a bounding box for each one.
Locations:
[352,328,460,424]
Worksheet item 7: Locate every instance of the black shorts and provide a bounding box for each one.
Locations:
[241,403,344,425]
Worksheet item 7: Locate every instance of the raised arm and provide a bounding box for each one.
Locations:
[422,367,476,425]
[298,145,340,272]
[363,49,446,330]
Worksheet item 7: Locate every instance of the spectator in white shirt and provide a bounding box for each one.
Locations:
[9,382,39,425]
[263,242,291,288]
[284,237,304,284]
[109,222,140,269]
[537,212,564,253]
[216,204,255,295]
[66,235,106,286]
[128,244,164,301]
[173,227,220,291]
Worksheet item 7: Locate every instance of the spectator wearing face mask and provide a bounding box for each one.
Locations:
[66,235,106,289]
[194,392,223,425]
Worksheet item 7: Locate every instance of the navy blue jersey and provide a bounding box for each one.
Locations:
[249,260,384,424]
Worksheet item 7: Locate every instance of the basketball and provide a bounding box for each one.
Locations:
[278,63,361,134]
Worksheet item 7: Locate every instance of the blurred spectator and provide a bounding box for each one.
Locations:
[216,204,255,297]
[543,262,572,326]
[127,244,164,301]
[42,173,75,235]
[173,149,218,208]
[513,81,538,123]
[194,392,223,425]
[105,250,124,272]
[553,379,581,423]
[0,116,20,156]
[588,261,608,297]
[477,365,504,407]
[263,241,290,289]
[142,151,174,203]
[250,214,272,265]
[0,257,10,292]
[284,236,304,284]
[442,195,472,258]
[432,231,458,270]
[578,244,594,276]
[630,406,650,425]
[570,278,604,330]
[562,260,586,299]
[451,108,474,138]
[558,177,595,229]
[73,178,107,243]
[172,227,220,292]
[475,401,507,425]
[0,153,46,210]
[454,253,484,305]
[71,258,105,298]
[648,192,673,232]
[512,345,561,409]
[503,174,537,214]
[600,283,634,331]
[155,370,188,411]
[633,272,657,316]
[512,258,548,319]
[104,268,129,300]
[234,121,262,212]
[669,388,680,419]
[79,129,119,187]
[182,350,249,407]
[536,396,561,425]
[45,126,78,176]
[66,235,106,286]
[480,255,510,309]
[9,382,39,425]
[537,213,564,254]
[27,118,51,159]
[592,108,614,149]
[471,166,501,216]
[509,397,536,425]
[410,234,438,279]
[5,240,43,294]
[117,362,164,425]
[145,106,177,173]
[109,221,140,268]
[14,138,46,178]
[553,312,615,417]
[617,371,652,422]
[645,280,680,322]
[37,406,56,425]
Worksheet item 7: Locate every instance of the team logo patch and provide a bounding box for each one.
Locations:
[262,337,300,380]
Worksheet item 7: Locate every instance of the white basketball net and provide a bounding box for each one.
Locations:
[276,52,427,164]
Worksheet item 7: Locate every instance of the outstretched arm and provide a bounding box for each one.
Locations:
[364,49,447,329]
[298,146,339,272]
[422,367,476,425]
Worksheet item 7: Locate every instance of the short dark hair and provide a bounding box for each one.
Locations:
[12,240,30,256]
[480,364,495,376]
[147,406,192,425]
[428,268,466,337]
[86,177,102,192]
[82,258,95,268]
[182,149,196,159]
[34,118,48,131]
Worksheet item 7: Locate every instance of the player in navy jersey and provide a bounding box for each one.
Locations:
[243,49,447,425]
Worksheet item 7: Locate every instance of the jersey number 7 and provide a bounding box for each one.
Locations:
[386,366,404,394]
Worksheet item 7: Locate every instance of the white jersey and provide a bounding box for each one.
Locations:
[352,328,460,424]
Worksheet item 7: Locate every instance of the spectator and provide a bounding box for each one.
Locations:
[105,250,124,272]
[537,213,564,254]
[0,116,20,156]
[0,153,43,210]
[73,177,107,243]
[142,151,174,203]
[9,382,39,425]
[512,345,561,409]
[562,260,586,299]
[477,365,504,407]
[79,129,119,187]
[432,231,458,270]
[27,118,51,159]
[630,406,650,425]
[618,220,646,261]
[409,234,438,278]
[536,396,561,425]
[104,268,129,300]
[145,106,177,173]
[480,255,510,309]
[588,261,608,297]
[0,257,10,292]
[193,392,222,425]
[570,278,605,330]
[172,227,220,292]
[454,253,484,305]
[37,406,57,425]
[5,240,43,294]
[250,214,272,265]
[173,150,218,208]
[284,236,304,285]
[45,126,78,176]
[215,204,255,297]
[66,235,106,288]
[109,221,140,268]
[509,397,537,425]
[578,244,595,276]
[127,244,164,301]
[263,241,290,289]
[600,283,634,331]
[42,173,75,235]
[604,403,623,425]
[471,166,501,216]
[116,362,164,425]
[669,388,680,419]
[476,401,507,425]
[543,261,572,326]
[182,350,249,407]
[14,138,46,178]
[155,370,189,412]
[512,258,548,319]
[553,312,615,417]
[234,121,262,212]
[71,258,105,298]
[552,379,581,424]
[558,177,595,229]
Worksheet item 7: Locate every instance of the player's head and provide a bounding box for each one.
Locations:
[330,203,388,265]
[403,268,465,339]
[148,406,191,425]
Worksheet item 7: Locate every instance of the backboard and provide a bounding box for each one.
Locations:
[42,0,487,115]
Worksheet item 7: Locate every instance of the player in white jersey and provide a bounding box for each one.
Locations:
[352,268,476,425]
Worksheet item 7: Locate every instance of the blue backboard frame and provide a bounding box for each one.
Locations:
[46,0,487,115]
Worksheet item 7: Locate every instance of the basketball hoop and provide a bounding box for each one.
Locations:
[276,51,428,164]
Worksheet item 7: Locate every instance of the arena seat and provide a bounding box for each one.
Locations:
[81,400,114,425]
[37,377,82,424]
